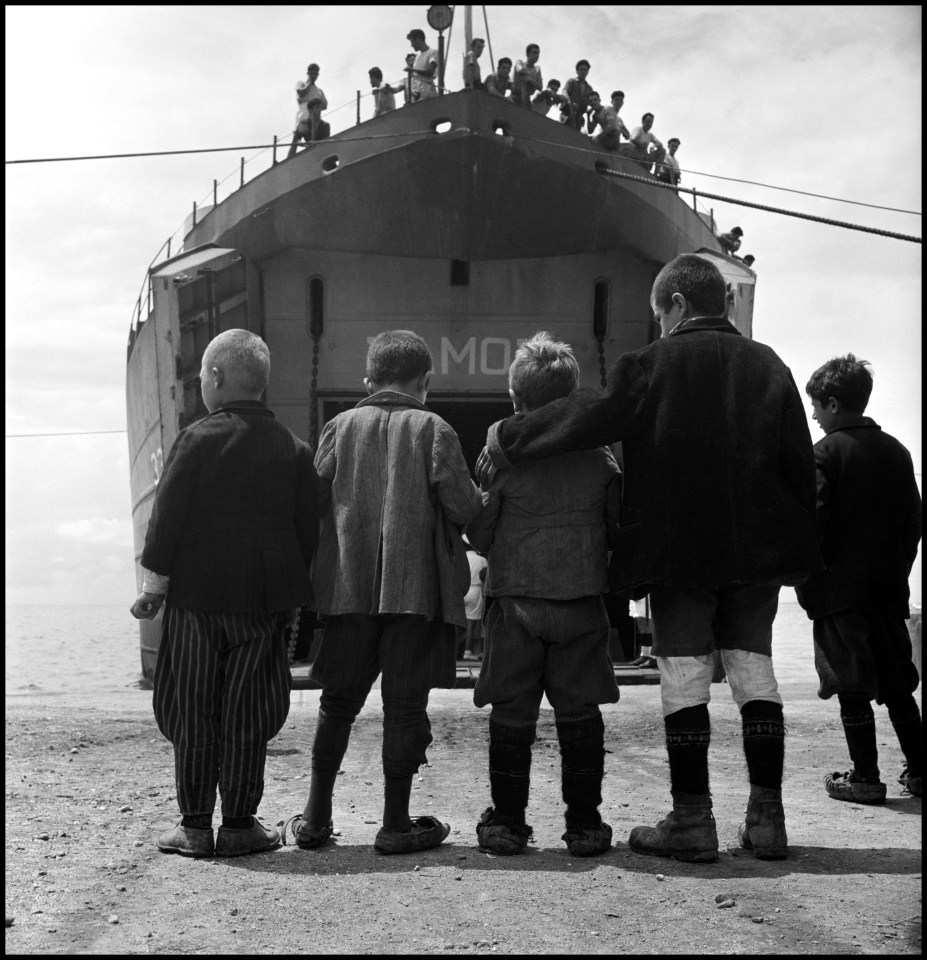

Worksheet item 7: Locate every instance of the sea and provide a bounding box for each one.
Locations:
[5,596,827,697]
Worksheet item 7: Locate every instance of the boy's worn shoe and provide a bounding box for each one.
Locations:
[156,822,215,858]
[824,770,887,805]
[738,785,788,860]
[628,792,719,863]
[374,815,451,855]
[280,814,334,850]
[476,806,533,856]
[897,765,922,797]
[562,821,612,858]
[215,817,282,857]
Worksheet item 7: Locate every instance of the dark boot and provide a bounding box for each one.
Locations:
[629,790,719,863]
[738,784,788,860]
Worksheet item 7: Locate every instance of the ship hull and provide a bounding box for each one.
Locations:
[127,91,753,682]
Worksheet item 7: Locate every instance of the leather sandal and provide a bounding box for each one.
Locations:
[280,814,334,850]
[373,815,450,854]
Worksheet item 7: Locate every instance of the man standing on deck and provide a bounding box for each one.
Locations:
[476,254,823,864]
[463,37,486,89]
[655,138,682,186]
[406,29,439,100]
[512,44,543,108]
[287,63,329,159]
[628,112,666,173]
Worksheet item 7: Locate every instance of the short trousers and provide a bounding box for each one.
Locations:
[812,609,920,704]
[474,595,618,727]
[649,583,779,658]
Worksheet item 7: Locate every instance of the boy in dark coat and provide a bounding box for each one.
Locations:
[131,329,318,858]
[797,354,922,801]
[477,254,823,862]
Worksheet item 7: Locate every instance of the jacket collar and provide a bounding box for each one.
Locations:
[668,315,741,337]
[826,415,880,435]
[356,390,429,412]
[213,400,274,418]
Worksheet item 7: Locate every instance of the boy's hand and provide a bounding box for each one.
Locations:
[130,592,165,620]
[475,447,497,486]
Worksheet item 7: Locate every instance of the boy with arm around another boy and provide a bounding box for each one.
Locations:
[467,332,621,857]
[286,330,481,855]
[131,329,319,859]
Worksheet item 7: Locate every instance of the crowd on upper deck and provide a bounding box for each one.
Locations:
[287,29,684,185]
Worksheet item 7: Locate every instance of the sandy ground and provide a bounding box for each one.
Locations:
[5,636,922,955]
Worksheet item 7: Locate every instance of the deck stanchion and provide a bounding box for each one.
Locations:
[240,156,245,187]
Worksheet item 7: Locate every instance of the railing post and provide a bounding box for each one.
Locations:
[213,179,218,207]
[357,90,361,124]
[166,237,171,259]
[240,156,245,187]
[192,201,197,228]
[273,135,278,165]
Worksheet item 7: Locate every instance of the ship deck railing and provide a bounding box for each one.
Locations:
[128,88,721,355]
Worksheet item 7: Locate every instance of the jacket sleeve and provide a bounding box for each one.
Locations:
[465,481,503,554]
[603,449,623,549]
[139,426,201,576]
[490,355,649,468]
[295,440,320,573]
[432,422,482,525]
[314,419,337,520]
[777,371,819,526]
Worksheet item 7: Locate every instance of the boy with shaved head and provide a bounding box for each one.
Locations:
[131,329,318,859]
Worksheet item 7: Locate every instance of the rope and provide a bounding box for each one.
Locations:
[594,163,921,244]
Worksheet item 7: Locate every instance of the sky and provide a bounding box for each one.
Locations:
[5,5,922,608]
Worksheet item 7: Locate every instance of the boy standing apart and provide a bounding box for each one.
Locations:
[467,333,621,857]
[287,330,481,854]
[798,354,922,800]
[131,329,319,858]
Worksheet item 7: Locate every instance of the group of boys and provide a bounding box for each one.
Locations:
[132,254,921,865]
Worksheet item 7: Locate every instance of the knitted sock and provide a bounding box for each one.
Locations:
[741,700,786,789]
[488,719,535,825]
[664,704,711,796]
[181,814,212,830]
[837,694,880,780]
[886,694,923,775]
[221,815,253,829]
[382,775,413,832]
[557,713,606,830]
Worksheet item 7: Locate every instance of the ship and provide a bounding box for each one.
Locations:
[126,7,756,685]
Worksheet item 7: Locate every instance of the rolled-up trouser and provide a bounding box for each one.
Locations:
[153,605,292,818]
[649,584,783,718]
[310,613,455,777]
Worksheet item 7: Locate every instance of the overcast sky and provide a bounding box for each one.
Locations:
[5,5,922,607]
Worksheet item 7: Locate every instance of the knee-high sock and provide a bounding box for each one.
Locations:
[557,713,606,829]
[489,719,535,822]
[741,700,785,789]
[665,704,710,796]
[837,694,879,780]
[886,694,922,775]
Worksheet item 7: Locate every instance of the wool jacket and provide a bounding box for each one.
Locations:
[467,446,621,600]
[312,391,482,621]
[488,316,823,595]
[141,401,318,612]
[796,417,922,618]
